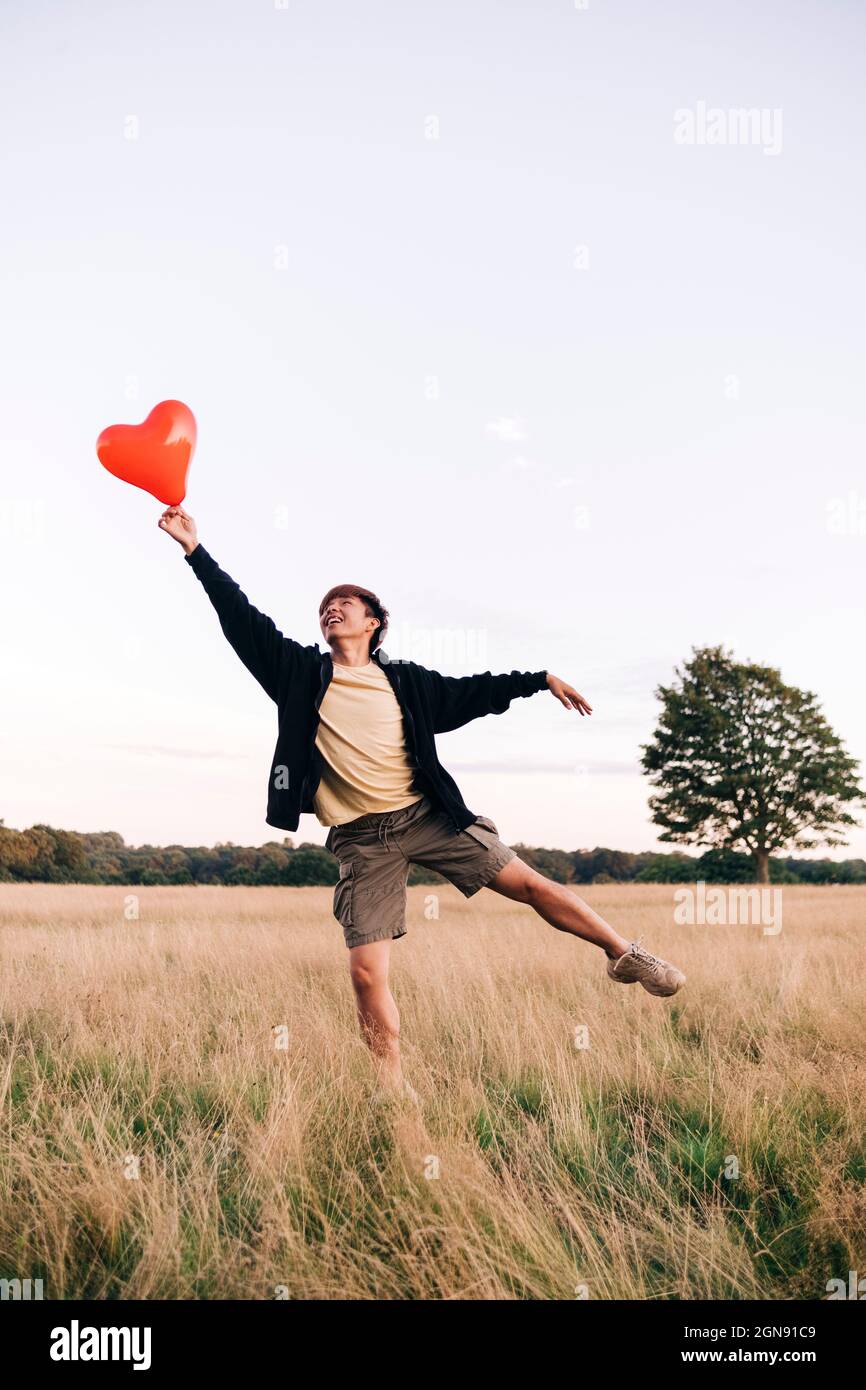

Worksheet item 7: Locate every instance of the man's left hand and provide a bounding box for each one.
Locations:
[545,674,592,715]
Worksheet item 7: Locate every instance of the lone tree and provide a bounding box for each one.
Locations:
[641,646,863,883]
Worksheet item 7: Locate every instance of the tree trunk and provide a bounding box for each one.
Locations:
[754,849,770,884]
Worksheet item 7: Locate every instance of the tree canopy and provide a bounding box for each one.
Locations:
[1,819,864,887]
[641,646,864,882]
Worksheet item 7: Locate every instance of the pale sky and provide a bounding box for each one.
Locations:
[2,0,865,856]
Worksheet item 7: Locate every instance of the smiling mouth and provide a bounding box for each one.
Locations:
[325,617,342,628]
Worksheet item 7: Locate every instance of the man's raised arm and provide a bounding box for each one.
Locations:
[159,506,290,703]
[423,665,592,734]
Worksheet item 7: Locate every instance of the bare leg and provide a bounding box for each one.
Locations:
[348,938,404,1091]
[487,858,631,957]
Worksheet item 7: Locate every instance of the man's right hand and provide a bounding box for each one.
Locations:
[159,505,199,555]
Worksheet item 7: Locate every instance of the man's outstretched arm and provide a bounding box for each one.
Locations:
[159,506,290,703]
[425,665,592,733]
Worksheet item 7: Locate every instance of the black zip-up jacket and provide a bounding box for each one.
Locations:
[184,544,549,832]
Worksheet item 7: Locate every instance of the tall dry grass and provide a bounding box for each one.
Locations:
[1,882,864,1299]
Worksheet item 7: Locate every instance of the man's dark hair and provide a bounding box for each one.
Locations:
[319,584,389,656]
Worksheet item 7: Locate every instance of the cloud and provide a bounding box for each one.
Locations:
[101,744,251,762]
[503,453,536,473]
[485,416,527,442]
[449,760,639,776]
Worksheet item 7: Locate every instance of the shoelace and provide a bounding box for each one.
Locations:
[629,937,666,976]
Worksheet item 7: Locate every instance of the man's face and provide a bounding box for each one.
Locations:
[319,593,378,650]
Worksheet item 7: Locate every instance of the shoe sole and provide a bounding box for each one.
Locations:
[640,972,686,997]
[608,967,686,997]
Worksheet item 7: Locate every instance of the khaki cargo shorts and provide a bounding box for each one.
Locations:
[324,794,516,949]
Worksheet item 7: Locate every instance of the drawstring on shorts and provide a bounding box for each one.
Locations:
[340,797,426,854]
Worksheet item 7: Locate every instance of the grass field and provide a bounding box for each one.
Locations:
[1,882,864,1300]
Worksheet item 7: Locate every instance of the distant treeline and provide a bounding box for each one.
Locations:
[1,821,864,886]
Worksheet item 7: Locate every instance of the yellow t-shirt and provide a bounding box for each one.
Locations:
[313,660,423,827]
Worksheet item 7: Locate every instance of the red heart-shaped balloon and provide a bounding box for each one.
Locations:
[97,400,196,506]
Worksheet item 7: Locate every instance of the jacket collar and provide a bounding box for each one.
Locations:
[318,647,391,672]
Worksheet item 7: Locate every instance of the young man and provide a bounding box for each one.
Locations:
[160,505,685,1100]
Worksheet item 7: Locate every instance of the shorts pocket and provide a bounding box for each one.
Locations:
[463,815,499,845]
[333,860,355,925]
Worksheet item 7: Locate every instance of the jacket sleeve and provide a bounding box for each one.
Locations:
[425,666,549,733]
[184,544,292,702]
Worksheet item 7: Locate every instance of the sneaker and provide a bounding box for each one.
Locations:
[606,938,686,997]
